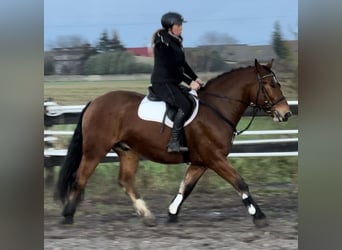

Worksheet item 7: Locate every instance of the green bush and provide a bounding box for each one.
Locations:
[44,55,55,75]
[83,51,152,75]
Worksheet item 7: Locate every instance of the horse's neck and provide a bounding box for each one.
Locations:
[201,71,252,124]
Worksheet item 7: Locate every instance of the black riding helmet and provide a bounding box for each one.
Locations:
[161,12,186,30]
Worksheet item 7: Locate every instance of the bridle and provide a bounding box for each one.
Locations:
[255,72,286,113]
[197,69,286,136]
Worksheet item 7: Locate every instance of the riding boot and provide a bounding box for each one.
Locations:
[167,109,188,153]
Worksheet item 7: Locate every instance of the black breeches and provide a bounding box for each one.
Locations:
[152,83,192,116]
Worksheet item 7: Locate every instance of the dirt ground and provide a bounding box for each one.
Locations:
[44,187,297,250]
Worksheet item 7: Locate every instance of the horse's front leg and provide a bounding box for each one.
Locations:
[211,158,268,228]
[168,164,207,222]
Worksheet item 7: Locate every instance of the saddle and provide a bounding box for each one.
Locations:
[137,86,199,128]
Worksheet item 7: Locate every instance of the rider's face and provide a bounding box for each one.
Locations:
[170,24,182,36]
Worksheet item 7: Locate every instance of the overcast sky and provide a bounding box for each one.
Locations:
[44,0,298,50]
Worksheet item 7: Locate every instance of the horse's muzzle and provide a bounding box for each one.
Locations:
[273,110,292,122]
[284,111,292,120]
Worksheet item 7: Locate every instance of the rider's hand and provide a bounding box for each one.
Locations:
[195,78,204,87]
[190,80,201,91]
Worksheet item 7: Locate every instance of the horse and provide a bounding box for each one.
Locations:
[57,59,292,228]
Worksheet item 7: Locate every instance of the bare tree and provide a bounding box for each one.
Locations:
[199,31,238,45]
[54,35,88,48]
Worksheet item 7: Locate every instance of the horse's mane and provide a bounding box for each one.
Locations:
[206,66,254,85]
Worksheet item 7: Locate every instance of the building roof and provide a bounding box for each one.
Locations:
[127,47,153,57]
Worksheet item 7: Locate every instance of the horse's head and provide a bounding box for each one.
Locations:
[253,59,292,122]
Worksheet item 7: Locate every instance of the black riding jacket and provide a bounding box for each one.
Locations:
[151,30,197,86]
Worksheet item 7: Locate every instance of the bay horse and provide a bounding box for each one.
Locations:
[57,59,292,227]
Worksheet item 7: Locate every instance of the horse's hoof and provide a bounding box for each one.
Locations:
[61,216,74,225]
[167,214,178,223]
[143,216,157,227]
[252,211,268,228]
[253,217,268,228]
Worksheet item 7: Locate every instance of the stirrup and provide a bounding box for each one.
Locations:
[167,144,188,153]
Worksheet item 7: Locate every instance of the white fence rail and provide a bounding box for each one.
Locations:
[44,129,298,169]
[44,101,298,168]
[44,100,298,115]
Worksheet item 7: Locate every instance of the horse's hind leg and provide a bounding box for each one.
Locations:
[62,155,102,224]
[168,164,207,222]
[211,158,268,228]
[116,149,156,226]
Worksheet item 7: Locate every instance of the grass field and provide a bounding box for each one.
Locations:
[45,77,298,137]
[44,77,298,190]
[44,80,150,105]
[44,71,297,105]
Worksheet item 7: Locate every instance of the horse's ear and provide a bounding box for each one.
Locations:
[266,58,274,69]
[254,58,262,73]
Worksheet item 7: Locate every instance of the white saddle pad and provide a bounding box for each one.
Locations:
[137,90,199,128]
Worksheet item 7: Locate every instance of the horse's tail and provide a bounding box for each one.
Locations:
[56,101,91,204]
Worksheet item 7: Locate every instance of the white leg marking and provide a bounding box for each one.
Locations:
[168,194,183,214]
[248,204,256,215]
[134,198,152,217]
[242,193,256,215]
[178,181,185,193]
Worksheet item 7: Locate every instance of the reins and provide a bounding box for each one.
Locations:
[195,71,280,137]
[199,92,250,106]
[197,98,239,134]
[196,92,260,137]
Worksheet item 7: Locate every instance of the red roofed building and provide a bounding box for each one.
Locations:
[127,47,153,57]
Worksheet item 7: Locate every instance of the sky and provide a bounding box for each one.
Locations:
[44,0,298,50]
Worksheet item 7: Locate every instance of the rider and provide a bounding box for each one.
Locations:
[150,12,203,153]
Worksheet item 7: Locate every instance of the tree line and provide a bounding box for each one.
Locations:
[45,23,293,75]
[45,31,153,75]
